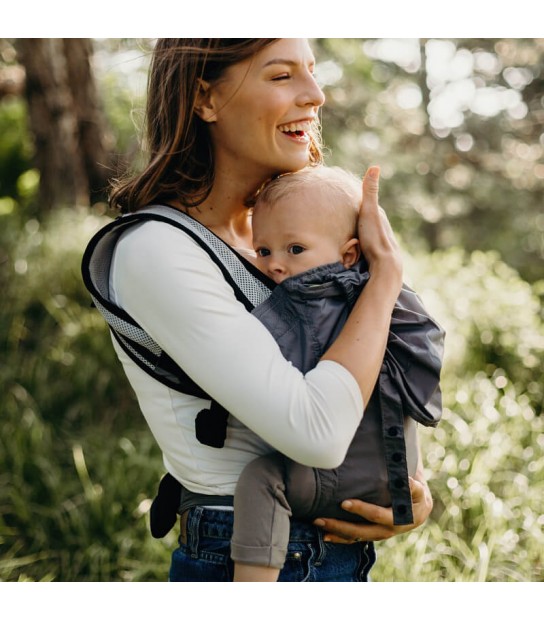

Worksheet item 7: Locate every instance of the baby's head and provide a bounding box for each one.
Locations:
[252,166,362,284]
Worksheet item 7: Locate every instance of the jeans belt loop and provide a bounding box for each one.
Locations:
[179,510,190,546]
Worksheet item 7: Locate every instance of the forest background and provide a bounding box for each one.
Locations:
[0,37,543,583]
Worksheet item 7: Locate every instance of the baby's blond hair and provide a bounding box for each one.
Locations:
[255,166,361,241]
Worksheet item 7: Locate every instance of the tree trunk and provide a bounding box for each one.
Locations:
[417,38,441,251]
[16,38,88,209]
[62,38,113,203]
[15,38,112,210]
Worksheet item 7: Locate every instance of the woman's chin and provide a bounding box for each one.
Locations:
[275,155,311,175]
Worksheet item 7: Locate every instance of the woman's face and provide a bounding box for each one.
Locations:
[203,39,325,182]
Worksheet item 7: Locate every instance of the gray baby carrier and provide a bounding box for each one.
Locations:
[251,261,444,526]
[81,205,443,531]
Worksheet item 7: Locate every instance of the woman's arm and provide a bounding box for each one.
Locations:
[321,166,403,406]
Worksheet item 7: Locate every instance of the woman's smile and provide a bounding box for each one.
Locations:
[277,118,315,144]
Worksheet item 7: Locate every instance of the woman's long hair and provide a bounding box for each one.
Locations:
[110,39,323,213]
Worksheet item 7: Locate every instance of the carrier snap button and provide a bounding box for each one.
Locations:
[392,452,402,463]
[387,426,400,437]
[293,552,302,560]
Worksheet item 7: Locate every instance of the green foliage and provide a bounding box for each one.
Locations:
[404,248,544,415]
[0,98,33,199]
[92,39,153,175]
[1,207,135,431]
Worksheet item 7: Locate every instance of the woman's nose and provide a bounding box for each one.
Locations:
[296,72,326,108]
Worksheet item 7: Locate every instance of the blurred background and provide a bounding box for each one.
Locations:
[0,38,542,582]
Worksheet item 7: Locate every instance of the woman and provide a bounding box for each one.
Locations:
[97,38,433,581]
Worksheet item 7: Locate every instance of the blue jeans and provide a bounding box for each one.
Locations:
[168,506,376,582]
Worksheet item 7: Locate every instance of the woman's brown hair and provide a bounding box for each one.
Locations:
[110,39,324,213]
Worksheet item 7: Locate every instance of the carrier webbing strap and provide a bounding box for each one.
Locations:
[81,205,273,398]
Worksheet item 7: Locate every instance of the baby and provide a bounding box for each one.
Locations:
[231,165,445,581]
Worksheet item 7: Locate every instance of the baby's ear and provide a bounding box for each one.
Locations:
[194,79,217,123]
[340,238,360,269]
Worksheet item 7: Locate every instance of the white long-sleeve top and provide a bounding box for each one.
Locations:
[109,220,364,497]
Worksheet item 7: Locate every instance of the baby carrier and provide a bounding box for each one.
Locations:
[250,261,444,526]
[81,205,443,534]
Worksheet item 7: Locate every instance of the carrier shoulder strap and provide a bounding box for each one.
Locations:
[81,204,273,396]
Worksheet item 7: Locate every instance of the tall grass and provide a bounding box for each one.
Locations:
[0,206,174,581]
[1,207,542,581]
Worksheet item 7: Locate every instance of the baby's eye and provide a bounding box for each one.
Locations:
[256,247,271,257]
[288,245,305,255]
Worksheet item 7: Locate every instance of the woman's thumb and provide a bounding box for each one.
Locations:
[362,166,380,203]
[364,165,380,188]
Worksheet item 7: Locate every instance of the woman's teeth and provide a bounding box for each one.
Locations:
[278,121,310,134]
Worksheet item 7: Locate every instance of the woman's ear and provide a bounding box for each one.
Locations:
[194,79,217,123]
[340,238,361,269]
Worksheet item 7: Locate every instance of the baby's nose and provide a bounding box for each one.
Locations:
[268,260,288,283]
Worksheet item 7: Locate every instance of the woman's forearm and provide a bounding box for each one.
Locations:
[321,166,403,406]
[321,260,402,406]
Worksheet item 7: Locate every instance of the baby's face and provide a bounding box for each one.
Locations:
[252,195,346,284]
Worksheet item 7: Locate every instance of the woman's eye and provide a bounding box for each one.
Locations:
[289,245,305,255]
[271,74,290,81]
[257,248,270,257]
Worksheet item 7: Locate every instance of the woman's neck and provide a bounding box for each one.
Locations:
[182,171,263,250]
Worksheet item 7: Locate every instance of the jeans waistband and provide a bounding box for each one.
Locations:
[181,506,323,548]
[177,506,376,581]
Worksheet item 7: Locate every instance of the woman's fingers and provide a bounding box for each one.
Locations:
[408,476,434,526]
[312,516,397,544]
[313,477,434,544]
[313,499,397,545]
[342,499,394,525]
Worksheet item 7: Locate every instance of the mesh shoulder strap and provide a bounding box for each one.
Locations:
[81,205,273,395]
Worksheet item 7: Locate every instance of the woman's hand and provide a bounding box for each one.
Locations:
[358,166,403,283]
[313,472,433,544]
